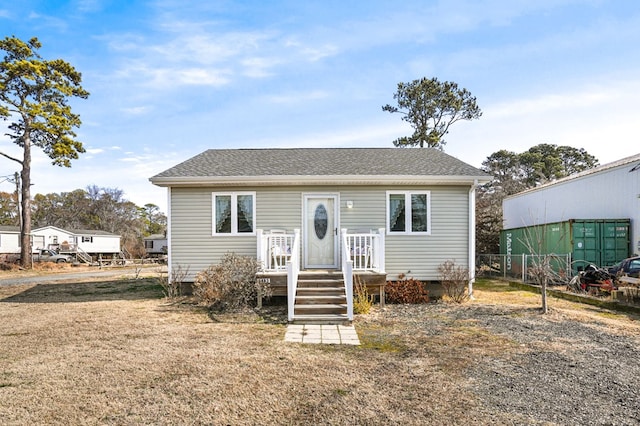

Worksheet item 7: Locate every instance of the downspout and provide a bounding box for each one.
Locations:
[468,179,478,299]
[166,187,172,282]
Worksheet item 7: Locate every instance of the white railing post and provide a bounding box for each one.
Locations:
[341,229,354,321]
[377,228,386,273]
[287,229,300,322]
[345,260,353,320]
[256,229,264,268]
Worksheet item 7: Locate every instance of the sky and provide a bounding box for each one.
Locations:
[1,0,639,214]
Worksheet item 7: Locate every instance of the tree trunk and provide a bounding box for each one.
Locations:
[19,136,32,268]
[541,275,548,314]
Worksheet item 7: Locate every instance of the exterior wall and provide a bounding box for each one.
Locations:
[170,185,471,281]
[77,236,121,254]
[0,232,20,254]
[32,227,75,251]
[145,238,168,254]
[503,164,640,255]
[32,227,120,254]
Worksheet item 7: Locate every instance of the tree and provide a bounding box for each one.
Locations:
[382,77,482,149]
[0,36,88,267]
[29,186,167,258]
[518,143,598,188]
[140,203,167,236]
[0,190,19,226]
[476,143,599,254]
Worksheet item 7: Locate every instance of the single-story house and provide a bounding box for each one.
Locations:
[150,148,491,322]
[32,226,121,257]
[144,233,168,255]
[0,225,21,256]
[1,225,121,263]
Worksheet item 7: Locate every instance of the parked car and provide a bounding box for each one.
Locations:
[607,256,640,278]
[14,249,74,264]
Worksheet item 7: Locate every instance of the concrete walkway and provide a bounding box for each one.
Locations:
[284,324,360,345]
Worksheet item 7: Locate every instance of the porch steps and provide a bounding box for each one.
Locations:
[293,274,349,325]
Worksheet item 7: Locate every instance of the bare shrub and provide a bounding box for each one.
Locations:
[385,274,429,304]
[353,275,374,314]
[192,253,270,311]
[438,260,470,303]
[158,264,189,299]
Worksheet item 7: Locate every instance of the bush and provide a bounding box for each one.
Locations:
[438,260,470,303]
[385,274,429,304]
[158,264,189,299]
[0,262,16,271]
[353,275,374,314]
[192,253,270,311]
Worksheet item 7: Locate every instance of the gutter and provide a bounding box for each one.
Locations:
[149,174,491,187]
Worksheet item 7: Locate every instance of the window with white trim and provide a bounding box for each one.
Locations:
[212,192,256,235]
[386,191,430,234]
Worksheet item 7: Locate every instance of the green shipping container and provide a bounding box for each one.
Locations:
[500,219,630,275]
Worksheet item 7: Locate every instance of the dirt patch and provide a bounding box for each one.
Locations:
[0,278,638,425]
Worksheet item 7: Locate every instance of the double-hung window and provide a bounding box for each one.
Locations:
[212,192,256,235]
[386,191,430,235]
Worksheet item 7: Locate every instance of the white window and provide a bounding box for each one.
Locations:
[386,191,431,235]
[144,240,154,249]
[82,236,93,243]
[212,192,256,235]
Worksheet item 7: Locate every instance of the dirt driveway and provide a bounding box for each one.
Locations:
[0,278,638,425]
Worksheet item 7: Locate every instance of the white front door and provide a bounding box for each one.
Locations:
[304,194,339,269]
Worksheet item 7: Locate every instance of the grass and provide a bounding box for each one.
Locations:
[0,276,638,425]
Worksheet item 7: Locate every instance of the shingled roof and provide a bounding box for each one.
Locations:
[150,148,491,186]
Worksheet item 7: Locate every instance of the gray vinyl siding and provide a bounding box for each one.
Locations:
[170,185,471,281]
[170,188,255,279]
[385,186,470,280]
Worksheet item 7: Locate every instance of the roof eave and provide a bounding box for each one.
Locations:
[150,174,492,187]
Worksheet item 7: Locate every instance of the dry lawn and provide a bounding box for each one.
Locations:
[0,278,638,425]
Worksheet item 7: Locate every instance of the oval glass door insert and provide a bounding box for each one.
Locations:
[314,204,328,239]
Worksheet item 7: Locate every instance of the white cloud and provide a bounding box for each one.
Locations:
[121,106,151,115]
[445,77,640,168]
[265,90,330,104]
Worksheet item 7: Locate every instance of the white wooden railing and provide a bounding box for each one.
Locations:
[341,228,385,272]
[257,229,296,272]
[256,229,300,321]
[286,229,301,322]
[341,230,354,321]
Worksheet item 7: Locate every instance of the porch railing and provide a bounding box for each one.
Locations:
[341,228,385,272]
[286,230,301,322]
[257,230,296,272]
[341,230,354,321]
[256,229,300,321]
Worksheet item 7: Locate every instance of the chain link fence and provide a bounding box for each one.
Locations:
[476,253,572,285]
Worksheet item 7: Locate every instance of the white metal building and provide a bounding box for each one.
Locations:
[503,153,640,255]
